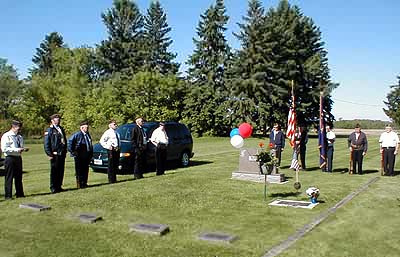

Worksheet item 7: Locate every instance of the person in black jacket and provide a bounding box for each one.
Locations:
[298,126,308,169]
[131,117,147,179]
[44,114,67,193]
[269,123,285,166]
[348,123,368,175]
[68,121,93,188]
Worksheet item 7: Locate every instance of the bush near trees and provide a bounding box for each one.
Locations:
[0,0,351,137]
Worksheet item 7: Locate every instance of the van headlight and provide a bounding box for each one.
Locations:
[120,152,131,157]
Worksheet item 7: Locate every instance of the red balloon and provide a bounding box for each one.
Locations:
[239,123,253,138]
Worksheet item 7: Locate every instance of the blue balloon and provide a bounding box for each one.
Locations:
[230,128,240,138]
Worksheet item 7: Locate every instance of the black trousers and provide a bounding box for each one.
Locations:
[274,146,282,166]
[134,149,146,179]
[300,145,306,169]
[326,146,334,172]
[383,147,396,176]
[4,156,24,199]
[50,155,66,192]
[107,150,120,183]
[74,156,91,187]
[155,145,167,175]
[352,150,364,174]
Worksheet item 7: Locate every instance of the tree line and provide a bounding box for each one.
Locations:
[4,0,395,138]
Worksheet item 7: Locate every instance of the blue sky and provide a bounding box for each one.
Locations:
[1,0,399,121]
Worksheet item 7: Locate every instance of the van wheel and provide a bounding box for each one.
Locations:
[180,151,190,167]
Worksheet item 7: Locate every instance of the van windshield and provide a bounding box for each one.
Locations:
[116,124,154,141]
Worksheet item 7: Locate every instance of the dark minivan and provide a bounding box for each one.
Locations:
[90,121,194,173]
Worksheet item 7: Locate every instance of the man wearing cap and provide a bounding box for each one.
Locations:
[44,114,67,193]
[150,122,169,176]
[68,121,93,188]
[100,119,120,183]
[1,120,29,199]
[326,125,336,173]
[269,123,285,166]
[379,124,399,176]
[348,123,368,175]
[131,117,147,179]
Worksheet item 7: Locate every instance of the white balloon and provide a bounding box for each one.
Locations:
[230,135,244,149]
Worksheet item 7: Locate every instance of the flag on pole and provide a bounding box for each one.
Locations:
[318,91,327,170]
[290,157,301,171]
[287,81,296,148]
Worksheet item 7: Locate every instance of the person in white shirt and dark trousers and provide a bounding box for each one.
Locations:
[100,119,120,183]
[326,125,336,173]
[1,120,29,199]
[379,124,399,176]
[150,122,169,176]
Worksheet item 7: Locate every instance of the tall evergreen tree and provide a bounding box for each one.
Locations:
[143,1,179,74]
[96,0,144,77]
[184,0,231,136]
[31,32,65,75]
[384,75,400,126]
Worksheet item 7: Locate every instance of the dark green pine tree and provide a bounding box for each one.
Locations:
[96,0,144,77]
[228,0,269,132]
[384,75,400,126]
[143,0,179,75]
[31,32,65,75]
[183,0,231,136]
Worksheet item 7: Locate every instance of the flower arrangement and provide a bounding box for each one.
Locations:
[306,187,320,204]
[256,141,278,174]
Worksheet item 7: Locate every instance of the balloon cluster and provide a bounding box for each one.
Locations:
[230,123,253,148]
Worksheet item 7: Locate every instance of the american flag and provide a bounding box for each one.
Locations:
[318,92,327,169]
[290,158,301,171]
[287,82,296,148]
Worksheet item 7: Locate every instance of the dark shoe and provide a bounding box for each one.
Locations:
[16,195,25,198]
[5,197,13,200]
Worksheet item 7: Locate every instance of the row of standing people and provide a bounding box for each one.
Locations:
[1,115,168,199]
[268,123,399,175]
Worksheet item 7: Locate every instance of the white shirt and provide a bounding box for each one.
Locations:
[150,127,169,145]
[1,130,24,157]
[100,128,120,149]
[326,131,336,144]
[379,131,399,148]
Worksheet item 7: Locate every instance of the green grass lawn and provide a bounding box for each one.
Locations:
[0,136,399,257]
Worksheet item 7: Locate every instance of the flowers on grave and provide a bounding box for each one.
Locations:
[256,141,278,174]
[306,187,320,204]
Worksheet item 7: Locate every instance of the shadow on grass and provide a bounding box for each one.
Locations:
[270,191,301,197]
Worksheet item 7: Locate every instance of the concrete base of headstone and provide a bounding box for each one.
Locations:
[78,213,102,223]
[19,203,51,211]
[198,232,238,243]
[232,172,286,184]
[129,223,170,236]
[269,199,319,209]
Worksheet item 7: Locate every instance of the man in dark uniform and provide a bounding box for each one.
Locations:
[1,120,29,199]
[132,117,147,179]
[269,123,285,166]
[348,123,368,175]
[298,126,308,169]
[68,121,93,188]
[44,114,67,193]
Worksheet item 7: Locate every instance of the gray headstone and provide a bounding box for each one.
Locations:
[129,223,170,236]
[19,203,51,212]
[198,232,237,243]
[238,148,260,174]
[268,199,318,209]
[266,174,286,183]
[78,213,102,223]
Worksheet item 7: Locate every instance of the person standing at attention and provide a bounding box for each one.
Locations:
[150,122,169,176]
[379,124,399,176]
[132,117,147,179]
[1,120,29,200]
[68,121,93,188]
[269,123,285,166]
[326,125,336,173]
[348,124,368,175]
[44,114,67,193]
[100,119,120,183]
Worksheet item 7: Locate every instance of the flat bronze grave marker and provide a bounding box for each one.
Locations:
[269,199,318,209]
[78,213,102,223]
[198,232,237,243]
[129,223,170,236]
[19,203,51,212]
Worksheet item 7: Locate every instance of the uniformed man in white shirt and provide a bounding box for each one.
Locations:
[100,119,120,183]
[379,124,400,176]
[1,120,29,199]
[150,122,169,175]
[326,125,336,173]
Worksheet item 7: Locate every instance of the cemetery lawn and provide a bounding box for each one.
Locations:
[0,135,399,257]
